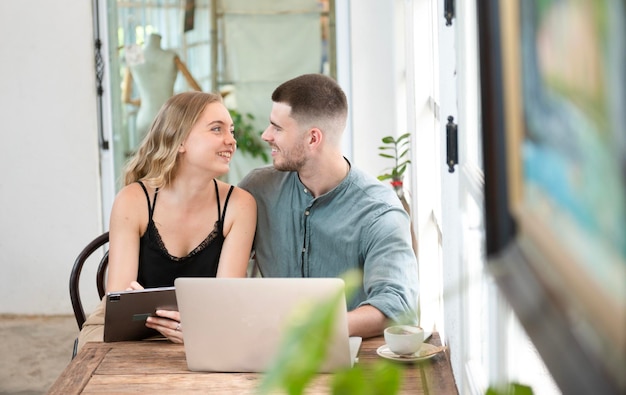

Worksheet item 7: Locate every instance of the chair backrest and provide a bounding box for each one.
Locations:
[69,232,109,329]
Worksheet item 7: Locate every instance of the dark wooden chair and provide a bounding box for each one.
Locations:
[69,232,109,357]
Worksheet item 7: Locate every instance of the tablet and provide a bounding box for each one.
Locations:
[104,286,177,342]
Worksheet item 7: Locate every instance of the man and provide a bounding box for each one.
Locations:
[239,73,418,338]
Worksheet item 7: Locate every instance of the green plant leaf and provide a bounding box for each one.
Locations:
[258,271,362,395]
[397,160,411,168]
[330,361,403,395]
[229,109,270,162]
[369,361,403,395]
[377,133,411,187]
[331,366,368,394]
[486,383,535,395]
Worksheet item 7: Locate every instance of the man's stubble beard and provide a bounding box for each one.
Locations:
[272,141,307,172]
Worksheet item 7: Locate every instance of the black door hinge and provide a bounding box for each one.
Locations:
[446,116,458,173]
[444,0,455,26]
[92,0,109,150]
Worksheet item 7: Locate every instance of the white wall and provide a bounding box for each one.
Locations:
[0,1,102,315]
[345,0,404,177]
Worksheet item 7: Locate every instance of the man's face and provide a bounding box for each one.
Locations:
[262,102,308,171]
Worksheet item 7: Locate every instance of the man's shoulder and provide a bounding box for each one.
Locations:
[239,165,274,183]
[352,168,395,196]
[238,166,293,191]
[349,166,381,186]
[349,167,401,202]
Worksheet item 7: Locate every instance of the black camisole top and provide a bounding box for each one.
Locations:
[136,179,234,288]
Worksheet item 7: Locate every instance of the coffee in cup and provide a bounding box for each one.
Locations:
[384,325,424,355]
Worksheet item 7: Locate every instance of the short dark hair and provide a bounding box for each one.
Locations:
[271,74,348,128]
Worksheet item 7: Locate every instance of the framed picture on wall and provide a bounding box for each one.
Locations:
[479,0,625,393]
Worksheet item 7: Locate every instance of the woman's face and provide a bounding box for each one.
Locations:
[179,102,236,176]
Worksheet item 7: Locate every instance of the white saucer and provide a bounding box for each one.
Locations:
[376,343,440,362]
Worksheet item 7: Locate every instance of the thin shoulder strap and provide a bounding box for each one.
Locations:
[221,185,235,223]
[137,181,158,219]
[213,179,221,220]
[213,179,235,223]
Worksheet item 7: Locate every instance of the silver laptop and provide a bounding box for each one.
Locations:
[175,277,362,373]
[104,286,177,342]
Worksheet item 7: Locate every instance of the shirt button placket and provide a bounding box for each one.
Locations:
[302,207,311,277]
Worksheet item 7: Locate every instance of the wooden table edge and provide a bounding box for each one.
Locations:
[47,343,112,394]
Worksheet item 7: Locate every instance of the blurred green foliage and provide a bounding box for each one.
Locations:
[229,109,269,162]
[257,268,535,395]
[258,270,404,395]
[486,383,534,395]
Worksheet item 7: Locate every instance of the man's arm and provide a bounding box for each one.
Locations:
[347,304,388,338]
[358,206,419,329]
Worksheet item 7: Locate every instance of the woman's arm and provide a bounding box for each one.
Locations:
[106,183,148,293]
[216,186,257,278]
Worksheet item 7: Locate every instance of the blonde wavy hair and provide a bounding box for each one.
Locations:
[123,91,224,189]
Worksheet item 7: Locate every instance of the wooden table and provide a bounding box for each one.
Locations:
[48,333,457,394]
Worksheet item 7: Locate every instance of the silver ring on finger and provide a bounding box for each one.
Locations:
[175,322,181,331]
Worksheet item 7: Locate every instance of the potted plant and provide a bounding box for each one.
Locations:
[377,133,417,255]
[377,132,411,200]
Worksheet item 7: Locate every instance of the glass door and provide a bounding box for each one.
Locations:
[105,0,212,190]
[95,0,335,228]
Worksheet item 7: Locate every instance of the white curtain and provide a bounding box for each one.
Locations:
[221,0,322,128]
[219,0,323,182]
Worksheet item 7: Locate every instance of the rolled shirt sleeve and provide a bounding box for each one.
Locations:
[358,205,419,323]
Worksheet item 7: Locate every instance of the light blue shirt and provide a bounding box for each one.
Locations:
[238,161,419,323]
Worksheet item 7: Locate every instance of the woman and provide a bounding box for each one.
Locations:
[78,91,257,350]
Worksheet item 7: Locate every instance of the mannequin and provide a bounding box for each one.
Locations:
[122,33,201,142]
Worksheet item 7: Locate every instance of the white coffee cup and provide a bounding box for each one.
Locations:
[384,325,424,355]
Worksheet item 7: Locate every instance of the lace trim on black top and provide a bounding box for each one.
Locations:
[137,179,227,262]
[148,219,221,262]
